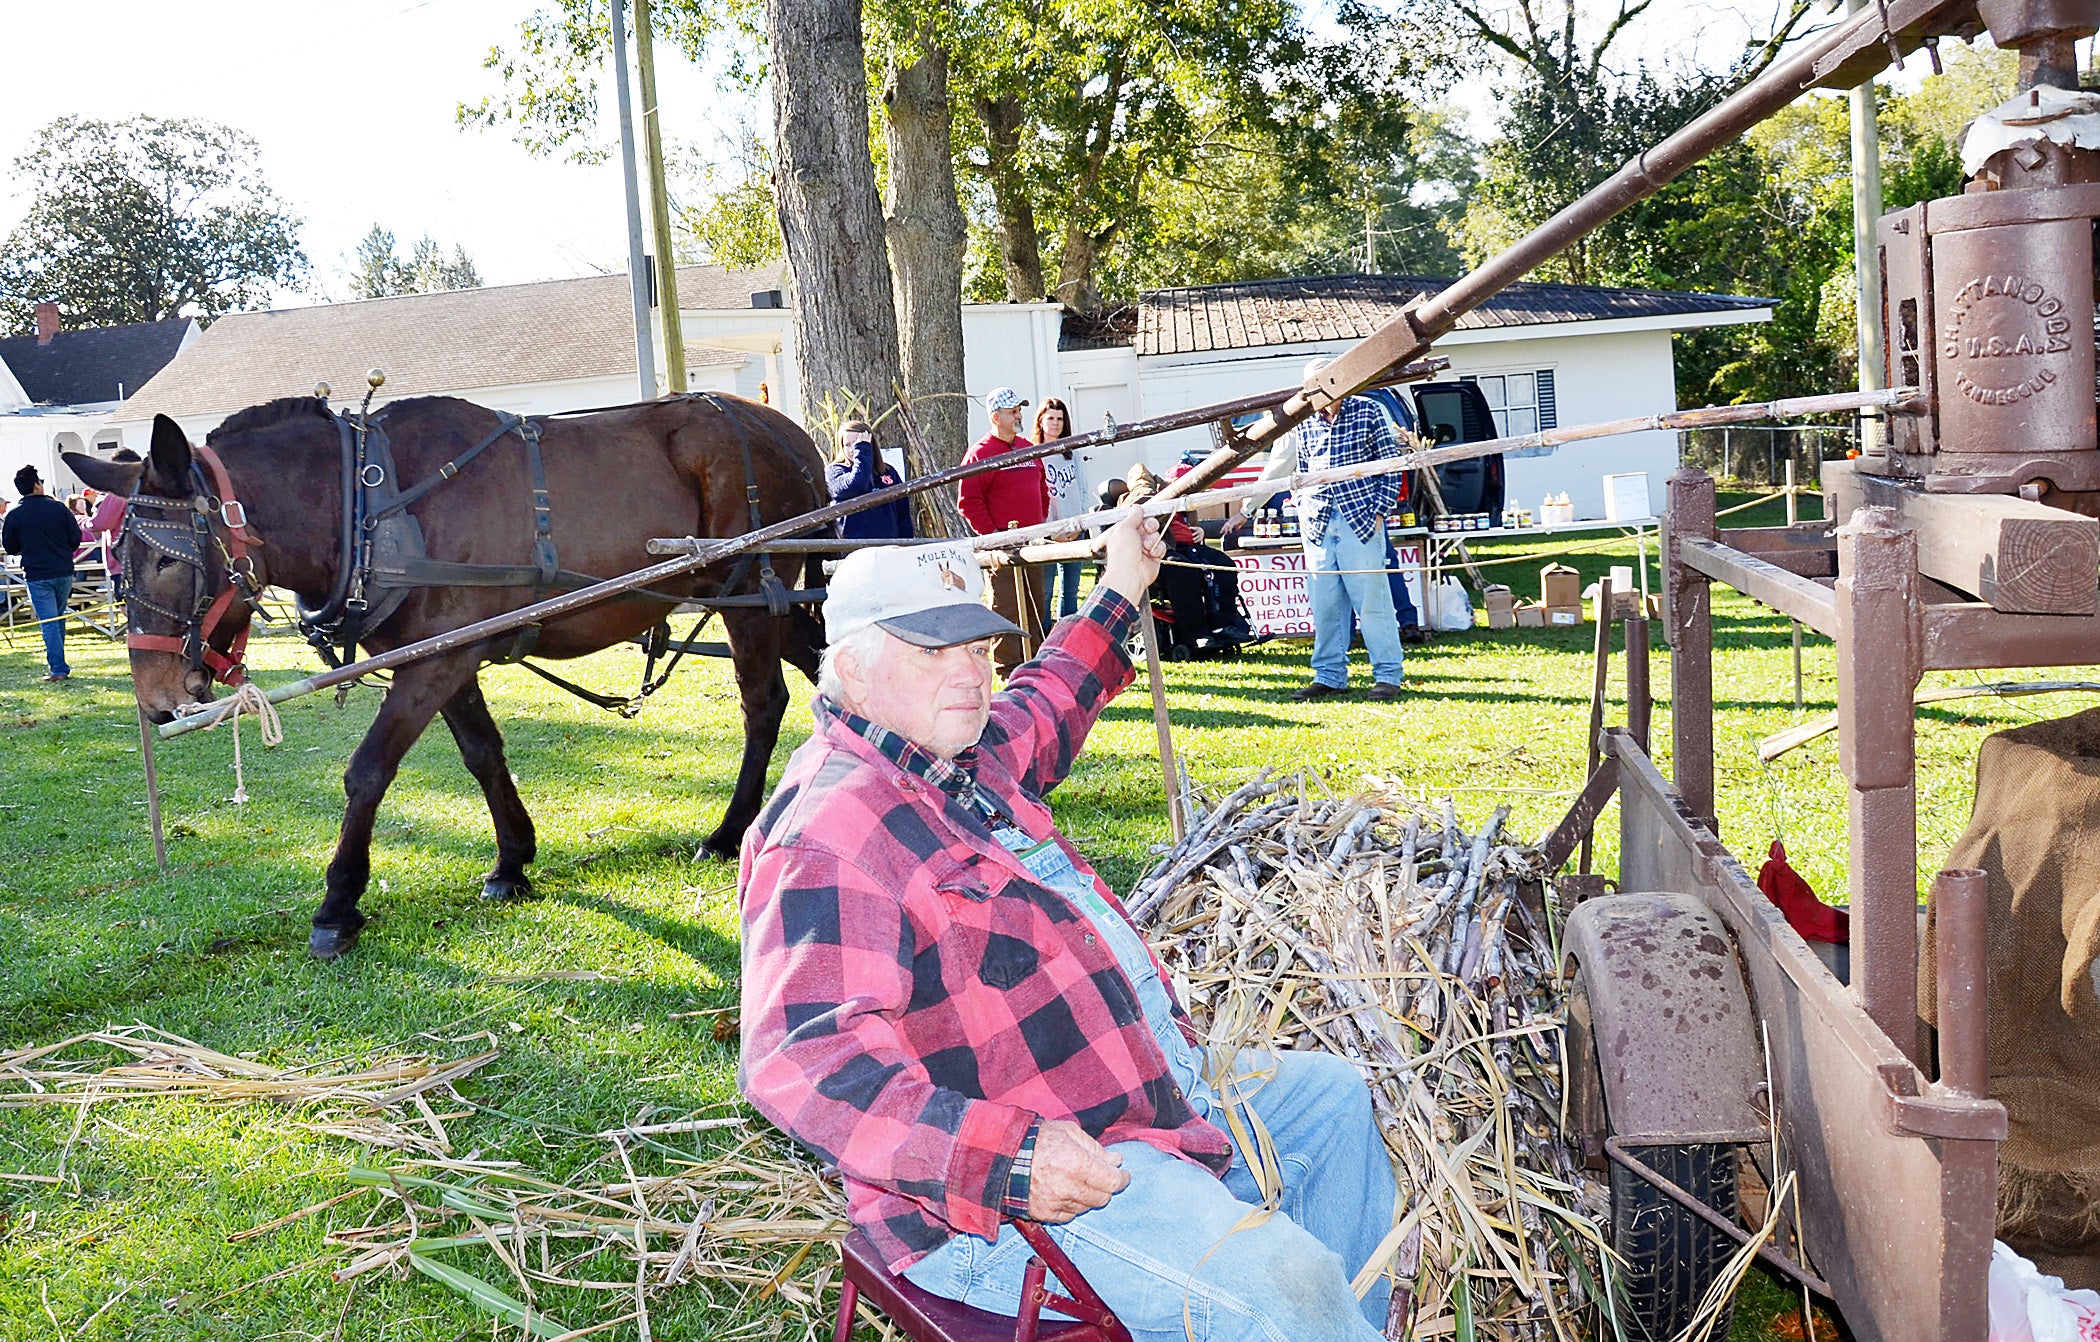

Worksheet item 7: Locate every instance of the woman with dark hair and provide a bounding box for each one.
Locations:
[825,420,914,541]
[1034,398,1088,619]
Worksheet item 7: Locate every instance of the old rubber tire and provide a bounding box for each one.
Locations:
[1568,972,1740,1342]
[1609,1141,1739,1342]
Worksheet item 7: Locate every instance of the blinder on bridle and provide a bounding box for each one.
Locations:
[122,443,262,687]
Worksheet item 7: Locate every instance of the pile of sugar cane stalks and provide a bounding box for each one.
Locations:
[1128,771,1619,1342]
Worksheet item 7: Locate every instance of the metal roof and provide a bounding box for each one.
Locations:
[0,318,195,407]
[1135,272,1772,357]
[119,264,783,422]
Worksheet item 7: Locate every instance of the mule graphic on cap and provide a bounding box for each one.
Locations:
[824,540,1024,649]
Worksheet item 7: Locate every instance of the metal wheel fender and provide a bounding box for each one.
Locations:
[1562,892,1767,1147]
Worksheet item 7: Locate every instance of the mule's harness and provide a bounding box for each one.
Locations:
[191,390,818,714]
[123,442,263,687]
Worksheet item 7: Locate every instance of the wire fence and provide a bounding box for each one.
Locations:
[1677,423,1860,488]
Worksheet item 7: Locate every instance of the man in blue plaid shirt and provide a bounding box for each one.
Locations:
[1230,359,1407,701]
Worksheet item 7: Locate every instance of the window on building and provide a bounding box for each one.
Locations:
[1459,369,1557,457]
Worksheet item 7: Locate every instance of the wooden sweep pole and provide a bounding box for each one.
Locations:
[161,385,1915,740]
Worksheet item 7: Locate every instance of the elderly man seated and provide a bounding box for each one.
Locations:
[738,512,1398,1341]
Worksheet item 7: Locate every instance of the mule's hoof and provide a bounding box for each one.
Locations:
[309,924,362,959]
[480,874,535,903]
[696,838,738,863]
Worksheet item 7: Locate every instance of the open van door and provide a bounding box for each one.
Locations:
[1410,381,1505,521]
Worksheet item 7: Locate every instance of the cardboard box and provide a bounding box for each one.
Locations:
[1540,563,1582,609]
[1484,584,1515,629]
[1604,472,1652,522]
[1514,603,1546,628]
[1545,604,1584,626]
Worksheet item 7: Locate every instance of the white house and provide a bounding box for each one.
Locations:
[0,305,197,497]
[1054,274,1775,522]
[109,267,779,451]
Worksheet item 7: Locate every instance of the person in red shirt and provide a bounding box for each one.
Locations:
[958,387,1050,676]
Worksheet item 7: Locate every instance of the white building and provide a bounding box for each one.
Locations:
[111,266,1770,524]
[0,305,197,497]
[1064,274,1774,522]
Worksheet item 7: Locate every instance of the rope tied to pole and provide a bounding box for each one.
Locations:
[176,680,283,806]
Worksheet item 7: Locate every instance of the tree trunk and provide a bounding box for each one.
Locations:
[1054,226,1104,316]
[975,93,1045,303]
[764,0,906,438]
[885,42,971,468]
[1051,59,1126,318]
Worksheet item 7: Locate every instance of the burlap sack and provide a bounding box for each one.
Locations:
[1921,707,2100,1288]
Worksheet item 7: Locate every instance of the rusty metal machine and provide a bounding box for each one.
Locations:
[1878,1,2100,492]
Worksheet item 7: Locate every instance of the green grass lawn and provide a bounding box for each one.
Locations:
[0,490,2077,1338]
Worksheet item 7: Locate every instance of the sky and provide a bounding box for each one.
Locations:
[0,0,743,301]
[0,0,1967,312]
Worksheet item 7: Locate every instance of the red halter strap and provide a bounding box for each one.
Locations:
[123,443,258,687]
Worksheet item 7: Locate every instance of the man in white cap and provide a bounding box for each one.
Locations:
[958,386,1050,676]
[738,510,1398,1341]
[1226,358,1408,701]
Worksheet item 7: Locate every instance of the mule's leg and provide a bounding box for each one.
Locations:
[439,675,537,903]
[311,655,477,959]
[700,608,794,860]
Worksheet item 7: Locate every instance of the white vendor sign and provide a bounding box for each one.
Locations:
[1233,541,1428,638]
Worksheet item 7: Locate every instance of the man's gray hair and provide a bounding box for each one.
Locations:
[816,623,893,703]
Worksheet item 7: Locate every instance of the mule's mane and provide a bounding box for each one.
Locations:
[208,396,334,443]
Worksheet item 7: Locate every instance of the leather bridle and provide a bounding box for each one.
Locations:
[121,443,263,687]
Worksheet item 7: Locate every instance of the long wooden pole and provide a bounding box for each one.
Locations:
[159,386,1914,739]
[634,0,687,393]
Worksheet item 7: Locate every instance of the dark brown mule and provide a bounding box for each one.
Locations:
[69,395,827,958]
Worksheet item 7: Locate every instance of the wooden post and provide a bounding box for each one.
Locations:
[633,0,687,394]
[137,705,167,871]
[1787,458,1804,710]
[1626,614,1651,755]
[1665,468,1718,831]
[1137,606,1185,842]
[1836,505,1923,1063]
[1579,578,1613,875]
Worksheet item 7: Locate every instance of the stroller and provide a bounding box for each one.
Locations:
[1104,466,1255,660]
[1146,538,1255,660]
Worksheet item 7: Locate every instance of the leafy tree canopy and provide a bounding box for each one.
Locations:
[0,116,306,335]
[348,226,484,299]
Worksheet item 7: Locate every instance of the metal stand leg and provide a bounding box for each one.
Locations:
[1665,468,1718,831]
[1836,505,1922,1064]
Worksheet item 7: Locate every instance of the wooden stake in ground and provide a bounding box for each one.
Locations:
[1137,604,1185,842]
[137,704,167,871]
[1580,578,1613,876]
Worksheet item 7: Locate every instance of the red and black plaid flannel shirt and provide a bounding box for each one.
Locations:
[738,589,1233,1272]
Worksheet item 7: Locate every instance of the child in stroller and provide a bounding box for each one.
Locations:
[1110,467,1256,660]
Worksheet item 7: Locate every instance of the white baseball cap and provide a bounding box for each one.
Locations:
[824,540,1024,648]
[1302,357,1332,382]
[984,387,1029,412]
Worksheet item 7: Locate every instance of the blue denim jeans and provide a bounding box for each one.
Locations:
[903,1049,1396,1342]
[26,576,73,677]
[1045,558,1087,620]
[1304,515,1403,688]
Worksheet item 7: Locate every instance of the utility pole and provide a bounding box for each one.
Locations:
[609,0,657,399]
[1847,0,1887,454]
[634,0,688,394]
